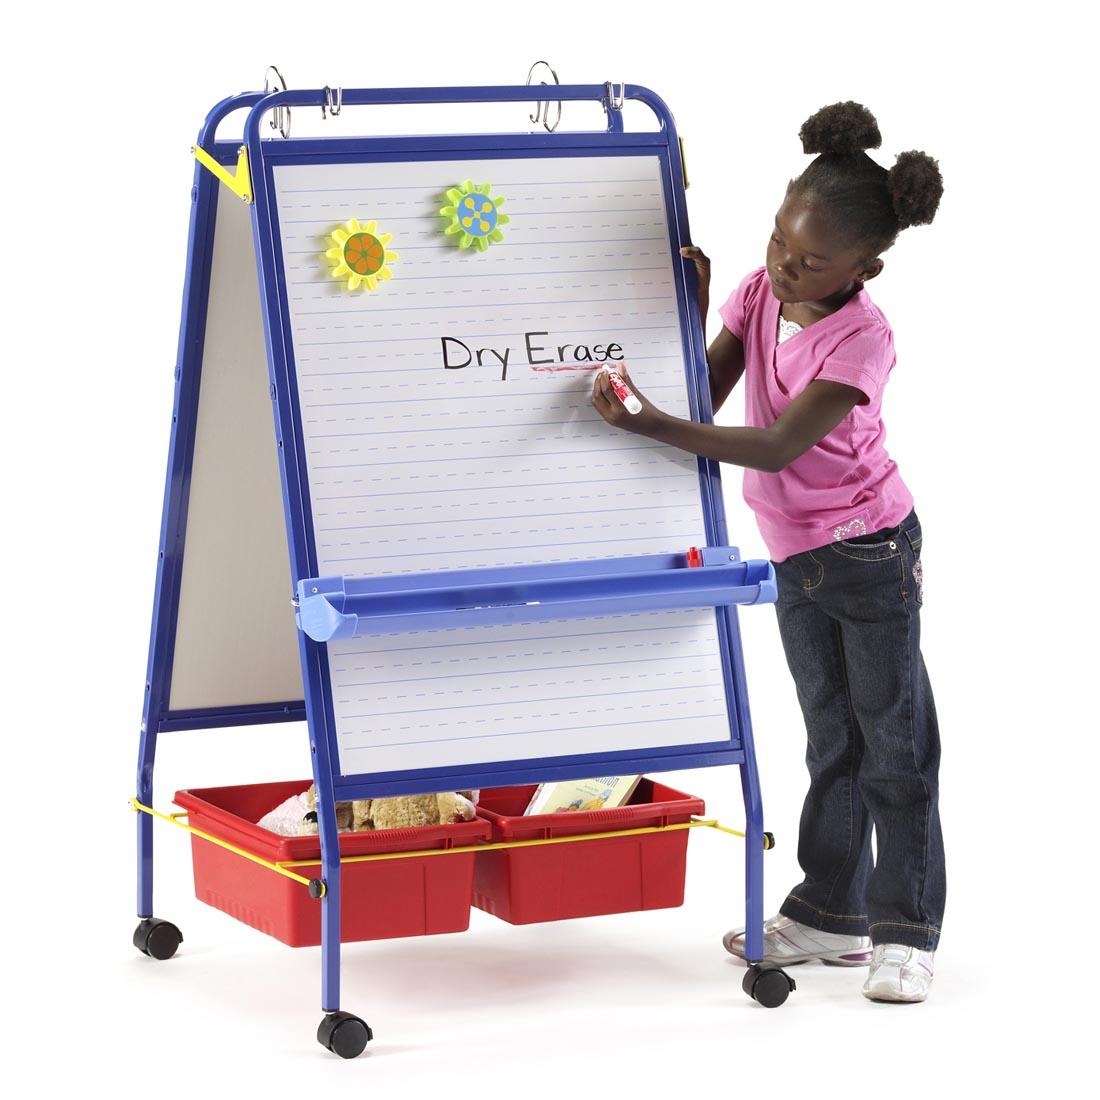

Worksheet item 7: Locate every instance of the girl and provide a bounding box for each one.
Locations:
[591,101,944,1004]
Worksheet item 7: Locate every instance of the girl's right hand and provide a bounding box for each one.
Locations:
[680,245,711,294]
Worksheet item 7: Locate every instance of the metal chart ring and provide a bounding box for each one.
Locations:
[264,65,291,139]
[525,60,561,133]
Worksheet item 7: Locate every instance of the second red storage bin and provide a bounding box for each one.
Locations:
[472,779,705,924]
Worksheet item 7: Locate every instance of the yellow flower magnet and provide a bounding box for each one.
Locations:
[440,180,509,251]
[324,218,398,292]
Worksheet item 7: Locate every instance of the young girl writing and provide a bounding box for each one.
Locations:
[591,101,944,1004]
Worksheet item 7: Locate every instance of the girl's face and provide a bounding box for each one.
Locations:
[766,192,883,307]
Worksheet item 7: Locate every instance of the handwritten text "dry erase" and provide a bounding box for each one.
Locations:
[440,332,625,381]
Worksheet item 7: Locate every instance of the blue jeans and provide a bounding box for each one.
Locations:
[772,508,944,951]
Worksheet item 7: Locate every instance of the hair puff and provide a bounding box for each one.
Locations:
[799,101,882,156]
[888,151,944,227]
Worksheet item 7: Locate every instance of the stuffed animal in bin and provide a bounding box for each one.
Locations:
[299,784,361,834]
[299,784,477,834]
[368,791,477,830]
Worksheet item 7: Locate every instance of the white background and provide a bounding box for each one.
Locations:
[4,1,1093,1090]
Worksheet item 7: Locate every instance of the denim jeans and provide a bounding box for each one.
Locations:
[773,508,944,951]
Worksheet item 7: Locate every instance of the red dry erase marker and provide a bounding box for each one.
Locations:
[601,364,642,414]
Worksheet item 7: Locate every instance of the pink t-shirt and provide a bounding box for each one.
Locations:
[717,266,913,561]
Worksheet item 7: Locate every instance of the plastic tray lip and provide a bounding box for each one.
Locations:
[475,781,706,840]
[173,780,491,861]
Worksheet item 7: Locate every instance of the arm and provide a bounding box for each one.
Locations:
[706,326,745,413]
[592,366,863,473]
[679,245,745,413]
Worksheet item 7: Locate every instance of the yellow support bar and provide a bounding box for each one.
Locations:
[130,798,316,890]
[679,136,690,189]
[277,816,730,869]
[191,143,253,204]
[133,801,767,888]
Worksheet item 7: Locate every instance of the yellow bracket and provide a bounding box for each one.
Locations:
[191,143,253,204]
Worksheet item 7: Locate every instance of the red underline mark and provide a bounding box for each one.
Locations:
[529,364,606,373]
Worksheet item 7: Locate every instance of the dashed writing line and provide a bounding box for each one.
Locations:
[341,712,728,753]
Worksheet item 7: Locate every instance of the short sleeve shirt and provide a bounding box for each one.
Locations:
[717,266,913,560]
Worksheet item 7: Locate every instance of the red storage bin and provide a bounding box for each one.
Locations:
[174,780,491,948]
[472,779,705,924]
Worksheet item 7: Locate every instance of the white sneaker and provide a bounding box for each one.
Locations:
[723,914,873,966]
[862,944,935,1002]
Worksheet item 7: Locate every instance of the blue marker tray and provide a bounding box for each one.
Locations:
[295,547,776,641]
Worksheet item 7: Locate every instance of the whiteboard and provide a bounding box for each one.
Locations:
[271,154,730,777]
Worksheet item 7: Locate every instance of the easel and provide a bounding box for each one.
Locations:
[134,75,795,1058]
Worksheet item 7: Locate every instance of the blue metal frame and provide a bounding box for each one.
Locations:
[241,84,770,1010]
[138,85,768,1023]
[245,86,756,786]
[138,91,298,920]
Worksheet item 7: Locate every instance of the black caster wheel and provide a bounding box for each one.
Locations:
[742,963,795,1008]
[133,918,183,961]
[318,1011,372,1059]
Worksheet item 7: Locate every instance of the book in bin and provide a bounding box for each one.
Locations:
[524,776,642,816]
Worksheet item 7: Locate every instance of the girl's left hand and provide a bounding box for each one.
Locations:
[591,364,664,435]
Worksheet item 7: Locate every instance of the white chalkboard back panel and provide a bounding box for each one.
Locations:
[272,154,729,776]
[169,184,302,712]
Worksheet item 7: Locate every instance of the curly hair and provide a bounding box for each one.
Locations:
[790,101,944,257]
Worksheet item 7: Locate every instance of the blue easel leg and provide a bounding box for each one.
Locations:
[317,796,342,1012]
[740,759,764,963]
[137,728,156,918]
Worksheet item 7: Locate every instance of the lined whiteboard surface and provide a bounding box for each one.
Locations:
[271,155,731,776]
[326,610,727,775]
